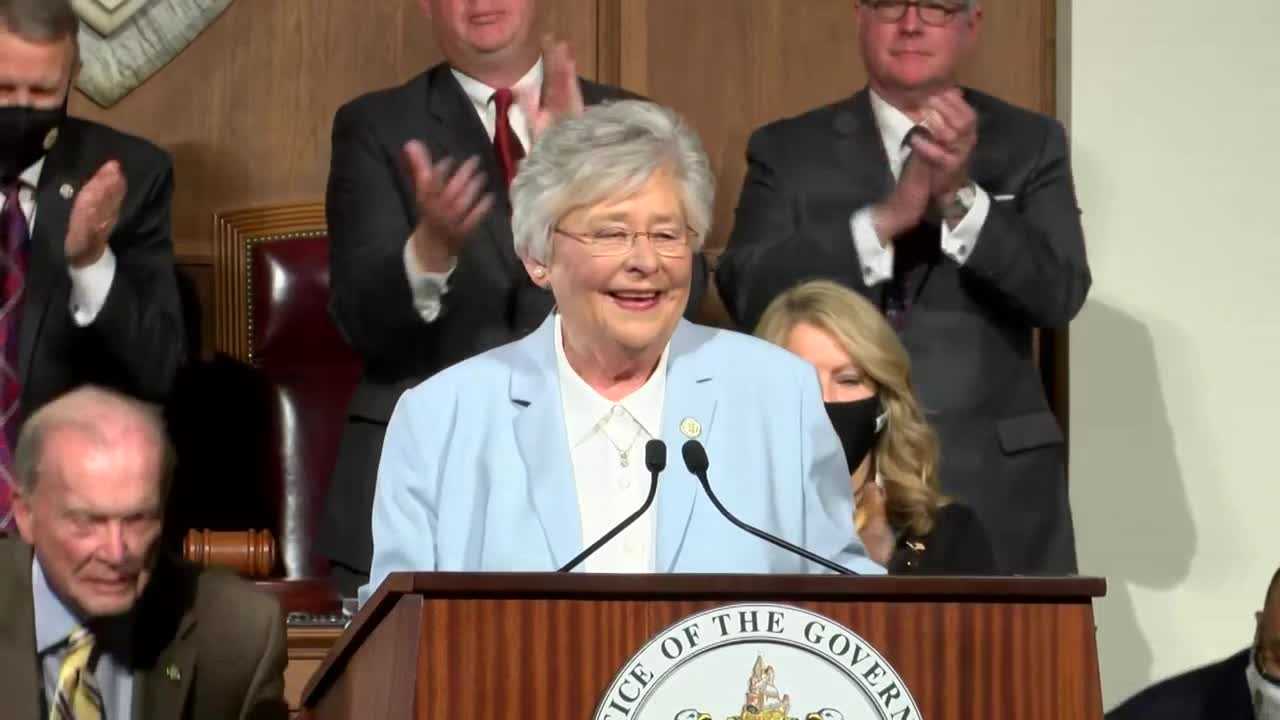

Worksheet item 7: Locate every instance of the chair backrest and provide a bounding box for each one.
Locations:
[208,203,361,579]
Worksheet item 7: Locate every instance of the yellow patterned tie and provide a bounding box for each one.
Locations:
[49,627,104,720]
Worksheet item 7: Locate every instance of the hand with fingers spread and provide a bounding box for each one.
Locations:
[403,140,495,273]
[65,160,127,268]
[908,89,979,202]
[521,34,585,142]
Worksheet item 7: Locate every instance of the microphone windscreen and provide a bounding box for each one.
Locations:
[645,439,667,473]
[681,439,710,474]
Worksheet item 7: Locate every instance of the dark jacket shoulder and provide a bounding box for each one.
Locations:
[59,116,172,173]
[749,87,1062,155]
[334,62,636,129]
[1106,649,1253,720]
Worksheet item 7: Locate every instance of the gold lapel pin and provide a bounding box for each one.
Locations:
[165,664,181,682]
[679,417,702,439]
[59,184,75,200]
[43,128,59,151]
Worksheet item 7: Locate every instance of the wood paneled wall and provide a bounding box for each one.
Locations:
[67,0,1055,353]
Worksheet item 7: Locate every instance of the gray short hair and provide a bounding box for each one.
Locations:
[0,0,79,43]
[511,100,715,264]
[14,386,174,497]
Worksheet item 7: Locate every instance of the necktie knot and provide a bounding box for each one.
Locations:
[66,626,95,654]
[492,87,515,114]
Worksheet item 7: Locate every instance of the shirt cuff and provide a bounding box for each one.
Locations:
[68,247,117,327]
[404,237,457,323]
[940,185,991,266]
[850,208,894,287]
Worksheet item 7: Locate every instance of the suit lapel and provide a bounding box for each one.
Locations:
[509,315,583,569]
[833,89,895,206]
[654,321,718,572]
[131,557,196,720]
[0,541,42,720]
[423,66,530,300]
[19,126,81,391]
[964,90,1004,190]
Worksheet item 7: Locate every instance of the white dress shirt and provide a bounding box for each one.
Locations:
[0,158,116,326]
[554,314,665,573]
[403,60,545,322]
[849,89,991,287]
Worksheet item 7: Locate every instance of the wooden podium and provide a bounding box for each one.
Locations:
[302,573,1105,719]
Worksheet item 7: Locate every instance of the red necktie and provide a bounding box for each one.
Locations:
[492,88,525,187]
[0,183,29,531]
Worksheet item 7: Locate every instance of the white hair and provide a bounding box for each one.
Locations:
[511,100,714,264]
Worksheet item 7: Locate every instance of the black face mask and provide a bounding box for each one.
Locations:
[0,102,66,184]
[824,397,885,472]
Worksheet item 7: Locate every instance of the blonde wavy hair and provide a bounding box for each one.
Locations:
[755,280,945,537]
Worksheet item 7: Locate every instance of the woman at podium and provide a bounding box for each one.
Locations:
[756,281,999,575]
[360,101,882,603]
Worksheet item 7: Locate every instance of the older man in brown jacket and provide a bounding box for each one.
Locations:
[0,387,286,719]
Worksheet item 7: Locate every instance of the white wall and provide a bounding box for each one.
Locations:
[1062,0,1280,709]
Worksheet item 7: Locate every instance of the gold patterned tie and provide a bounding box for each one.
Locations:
[50,627,104,720]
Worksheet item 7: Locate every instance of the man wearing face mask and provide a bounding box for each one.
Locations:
[0,0,185,533]
[1107,567,1280,720]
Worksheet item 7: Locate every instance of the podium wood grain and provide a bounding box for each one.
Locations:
[304,574,1105,720]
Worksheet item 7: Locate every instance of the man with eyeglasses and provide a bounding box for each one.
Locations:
[1107,567,1280,719]
[718,0,1090,575]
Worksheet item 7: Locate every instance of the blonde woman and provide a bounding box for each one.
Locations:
[756,280,998,574]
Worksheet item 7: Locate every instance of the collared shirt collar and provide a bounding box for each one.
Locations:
[868,88,918,178]
[32,555,81,655]
[451,58,543,116]
[19,157,44,189]
[2,156,44,194]
[554,313,668,447]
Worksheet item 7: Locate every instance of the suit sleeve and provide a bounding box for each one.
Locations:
[80,153,185,401]
[716,126,814,330]
[361,384,445,605]
[959,118,1091,327]
[238,592,288,720]
[326,103,449,370]
[798,364,884,576]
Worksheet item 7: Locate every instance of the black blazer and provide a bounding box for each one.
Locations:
[318,64,705,587]
[1106,649,1254,720]
[888,502,999,575]
[718,89,1090,575]
[19,118,185,419]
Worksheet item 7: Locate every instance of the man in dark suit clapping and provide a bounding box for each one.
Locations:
[717,0,1090,575]
[0,0,185,533]
[319,0,709,596]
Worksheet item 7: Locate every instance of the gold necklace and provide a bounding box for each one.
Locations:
[599,412,646,467]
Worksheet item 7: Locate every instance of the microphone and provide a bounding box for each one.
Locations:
[680,440,857,576]
[558,439,666,573]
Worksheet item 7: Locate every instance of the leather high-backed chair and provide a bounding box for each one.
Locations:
[177,203,360,614]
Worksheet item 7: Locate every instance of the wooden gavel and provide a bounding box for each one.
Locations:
[183,528,277,578]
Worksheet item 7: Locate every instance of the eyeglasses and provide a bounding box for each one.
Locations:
[553,227,696,258]
[862,0,969,26]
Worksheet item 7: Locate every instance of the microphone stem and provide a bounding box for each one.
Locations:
[558,468,661,573]
[696,473,856,576]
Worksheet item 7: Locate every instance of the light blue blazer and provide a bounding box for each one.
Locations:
[361,315,882,603]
